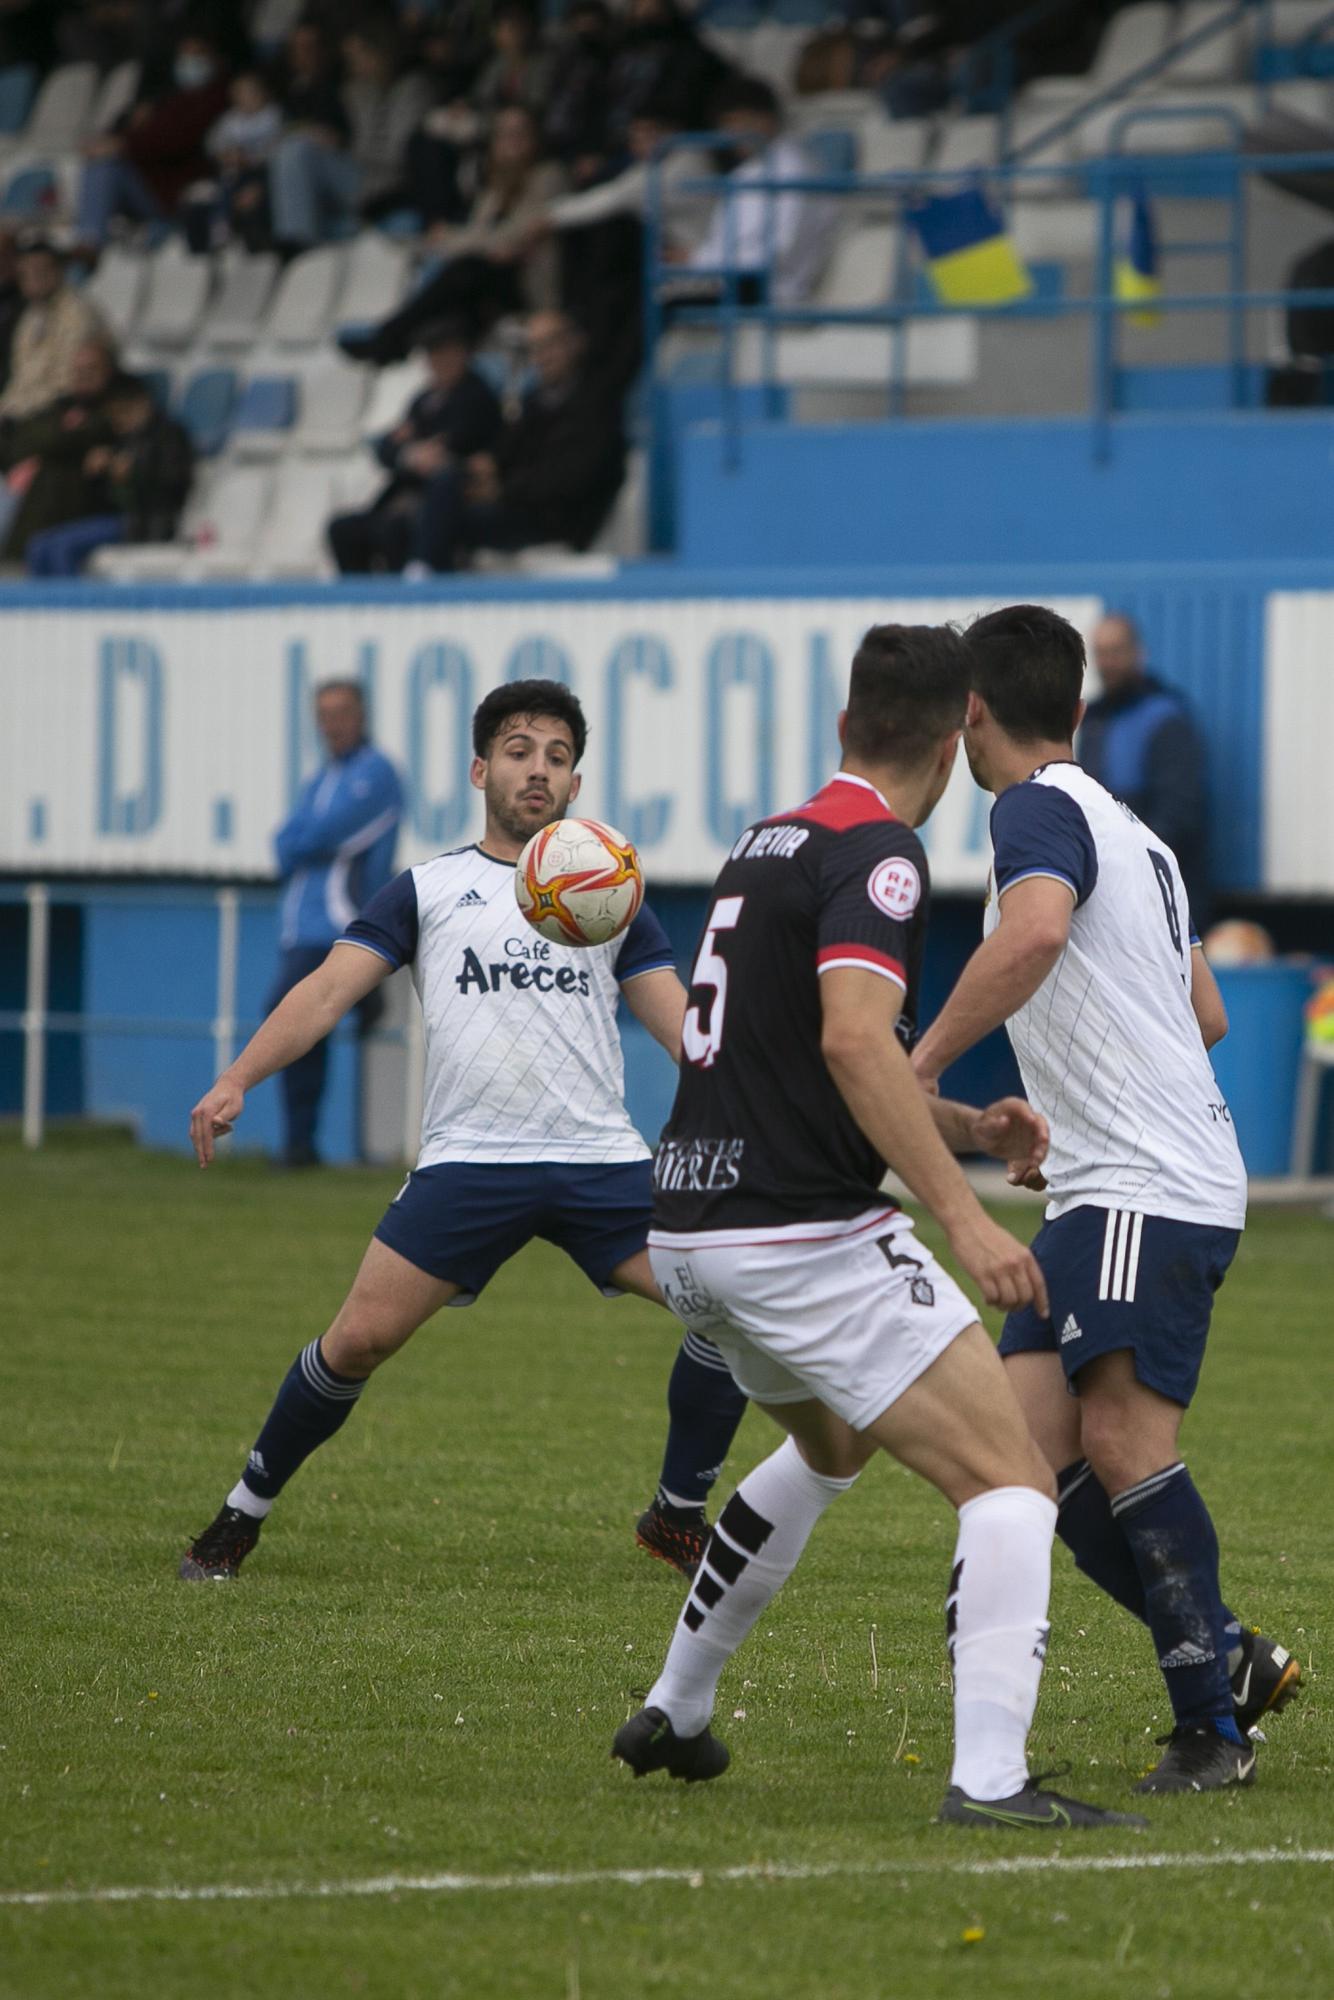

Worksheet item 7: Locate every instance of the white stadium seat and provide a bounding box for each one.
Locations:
[290,352,371,454]
[137,240,211,348]
[1025,3,1173,105]
[204,251,281,350]
[932,115,1002,176]
[253,454,380,577]
[1165,4,1246,84]
[337,231,414,327]
[857,118,931,177]
[19,62,98,154]
[90,60,141,134]
[92,460,276,580]
[263,244,347,348]
[361,357,430,438]
[84,249,149,343]
[1077,87,1255,158]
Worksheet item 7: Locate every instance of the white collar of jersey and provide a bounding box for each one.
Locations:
[830,771,893,812]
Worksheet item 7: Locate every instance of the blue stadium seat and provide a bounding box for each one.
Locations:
[804,127,859,177]
[0,63,36,134]
[231,373,298,450]
[139,367,172,413]
[179,368,239,456]
[0,164,56,219]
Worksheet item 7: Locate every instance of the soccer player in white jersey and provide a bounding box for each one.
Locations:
[912,605,1300,1795]
[179,679,747,1583]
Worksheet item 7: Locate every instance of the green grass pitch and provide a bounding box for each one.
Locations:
[3,1129,1330,2000]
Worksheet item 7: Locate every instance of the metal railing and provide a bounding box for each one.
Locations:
[644,129,1334,477]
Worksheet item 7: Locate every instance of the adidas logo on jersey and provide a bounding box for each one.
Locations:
[455,888,487,909]
[1059,1314,1083,1345]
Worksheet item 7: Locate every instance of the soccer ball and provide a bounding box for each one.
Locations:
[515,817,645,948]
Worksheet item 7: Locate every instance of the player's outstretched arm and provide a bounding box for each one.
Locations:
[820,967,1048,1317]
[911,876,1073,1087]
[188,943,391,1167]
[621,968,687,1063]
[1190,945,1229,1050]
[928,1094,1050,1186]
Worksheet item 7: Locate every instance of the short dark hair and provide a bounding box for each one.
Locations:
[714,75,781,122]
[843,624,969,765]
[472,678,587,764]
[316,678,366,707]
[418,315,473,353]
[964,603,1086,743]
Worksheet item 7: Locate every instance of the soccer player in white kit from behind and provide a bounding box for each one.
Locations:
[613,623,1147,1830]
[913,605,1300,1796]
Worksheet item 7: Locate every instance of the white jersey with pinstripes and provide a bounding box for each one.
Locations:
[340,843,675,1168]
[982,763,1246,1231]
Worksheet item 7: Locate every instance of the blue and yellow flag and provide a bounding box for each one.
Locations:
[909,187,1032,307]
[1114,187,1161,327]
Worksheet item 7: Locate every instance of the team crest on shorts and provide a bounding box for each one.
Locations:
[910,1275,935,1307]
[867,856,921,920]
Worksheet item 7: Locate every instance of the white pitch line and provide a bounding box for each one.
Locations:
[3,1848,1332,1912]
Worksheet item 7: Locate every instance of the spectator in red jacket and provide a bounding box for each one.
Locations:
[74,26,231,248]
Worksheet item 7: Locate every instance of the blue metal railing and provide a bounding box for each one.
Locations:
[644,132,1334,483]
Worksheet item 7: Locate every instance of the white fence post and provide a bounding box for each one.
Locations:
[22,881,50,1149]
[213,887,240,1083]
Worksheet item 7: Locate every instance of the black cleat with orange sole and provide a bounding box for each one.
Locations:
[179,1504,262,1580]
[635,1499,709,1582]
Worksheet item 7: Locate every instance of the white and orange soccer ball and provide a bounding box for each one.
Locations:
[515,817,645,948]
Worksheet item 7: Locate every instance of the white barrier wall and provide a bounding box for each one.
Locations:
[1264,593,1334,895]
[1,593,1102,890]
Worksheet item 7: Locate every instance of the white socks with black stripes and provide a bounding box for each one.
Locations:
[645,1434,859,1739]
[947,1484,1058,1802]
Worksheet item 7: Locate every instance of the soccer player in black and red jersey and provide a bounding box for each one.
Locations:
[612,624,1146,1830]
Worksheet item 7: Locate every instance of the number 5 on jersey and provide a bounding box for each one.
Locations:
[682,897,744,1068]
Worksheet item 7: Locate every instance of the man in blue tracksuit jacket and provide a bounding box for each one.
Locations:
[1080,611,1211,926]
[270,680,403,1164]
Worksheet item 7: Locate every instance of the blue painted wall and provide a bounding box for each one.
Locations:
[678,414,1334,569]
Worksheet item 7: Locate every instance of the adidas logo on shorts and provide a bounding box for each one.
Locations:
[1059,1314,1083,1345]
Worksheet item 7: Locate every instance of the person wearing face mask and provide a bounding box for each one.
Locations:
[74,30,231,250]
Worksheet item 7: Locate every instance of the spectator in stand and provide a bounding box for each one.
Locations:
[605,0,729,147]
[472,3,552,126]
[327,318,502,574]
[543,0,614,178]
[271,19,348,145]
[1081,612,1212,923]
[183,67,283,253]
[0,336,122,560]
[406,309,624,572]
[269,19,431,249]
[541,102,712,389]
[395,27,484,230]
[676,77,833,308]
[269,679,403,1168]
[25,373,194,575]
[0,228,24,394]
[0,238,109,424]
[73,25,231,248]
[339,106,564,362]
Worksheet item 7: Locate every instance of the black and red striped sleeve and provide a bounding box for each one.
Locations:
[815,822,930,995]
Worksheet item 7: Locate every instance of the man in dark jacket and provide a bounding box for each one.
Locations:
[409,310,624,571]
[1080,611,1211,923]
[327,319,501,574]
[25,375,194,575]
[0,336,122,559]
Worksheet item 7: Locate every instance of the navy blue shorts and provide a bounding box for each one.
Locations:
[373,1159,652,1304]
[998,1205,1240,1407]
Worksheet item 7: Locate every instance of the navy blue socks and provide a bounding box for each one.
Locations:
[229,1339,367,1517]
[1108,1461,1244,1740]
[656,1334,748,1511]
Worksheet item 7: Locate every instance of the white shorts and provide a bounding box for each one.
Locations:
[648,1207,979,1431]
